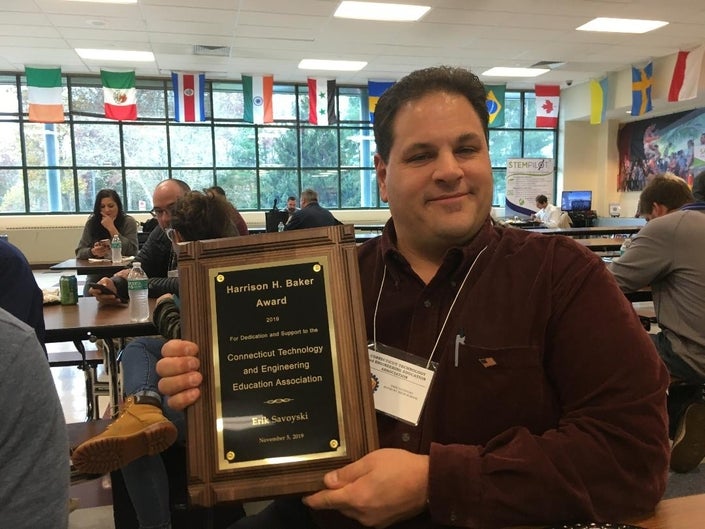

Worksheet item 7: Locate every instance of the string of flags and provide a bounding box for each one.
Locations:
[22,48,705,126]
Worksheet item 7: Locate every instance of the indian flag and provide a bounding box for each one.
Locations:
[101,70,137,121]
[25,66,64,123]
[242,75,273,124]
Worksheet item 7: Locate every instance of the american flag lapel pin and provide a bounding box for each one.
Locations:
[478,357,497,368]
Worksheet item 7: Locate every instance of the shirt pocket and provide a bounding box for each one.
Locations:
[431,344,551,438]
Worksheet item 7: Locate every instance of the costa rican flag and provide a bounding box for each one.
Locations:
[172,72,206,122]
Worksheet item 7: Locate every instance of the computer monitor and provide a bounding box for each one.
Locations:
[561,190,592,212]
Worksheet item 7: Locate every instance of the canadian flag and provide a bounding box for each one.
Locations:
[535,85,560,128]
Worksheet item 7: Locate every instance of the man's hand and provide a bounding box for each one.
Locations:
[157,339,202,410]
[88,278,121,305]
[302,449,429,528]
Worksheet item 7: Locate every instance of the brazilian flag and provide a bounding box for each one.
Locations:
[485,84,505,127]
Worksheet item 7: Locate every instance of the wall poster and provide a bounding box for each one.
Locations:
[505,158,555,217]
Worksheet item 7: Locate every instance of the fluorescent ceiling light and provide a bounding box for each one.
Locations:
[65,0,138,3]
[576,17,668,34]
[298,59,367,71]
[334,1,430,22]
[75,48,155,61]
[482,67,549,77]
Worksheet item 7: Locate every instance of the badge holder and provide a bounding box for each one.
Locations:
[368,342,437,426]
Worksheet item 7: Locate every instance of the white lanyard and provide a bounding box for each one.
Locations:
[372,245,488,368]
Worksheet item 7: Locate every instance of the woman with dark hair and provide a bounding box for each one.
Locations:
[75,189,138,292]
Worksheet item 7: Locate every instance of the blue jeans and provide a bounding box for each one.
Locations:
[651,332,705,384]
[120,337,186,529]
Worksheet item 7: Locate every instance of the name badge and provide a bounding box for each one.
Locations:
[368,343,435,426]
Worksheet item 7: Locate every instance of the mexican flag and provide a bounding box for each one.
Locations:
[25,66,64,123]
[101,69,137,120]
[242,75,273,124]
[307,78,337,126]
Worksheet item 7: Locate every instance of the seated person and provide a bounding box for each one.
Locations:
[72,191,240,529]
[0,237,45,347]
[532,194,562,227]
[284,188,341,230]
[204,185,249,236]
[89,179,191,305]
[0,307,69,528]
[75,189,138,295]
[608,174,705,473]
[156,66,670,529]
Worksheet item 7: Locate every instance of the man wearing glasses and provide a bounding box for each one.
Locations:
[89,178,190,305]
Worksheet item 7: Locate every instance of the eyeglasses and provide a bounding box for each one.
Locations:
[149,204,175,218]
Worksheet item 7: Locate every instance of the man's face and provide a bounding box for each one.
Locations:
[287,199,296,212]
[375,91,493,256]
[152,183,185,229]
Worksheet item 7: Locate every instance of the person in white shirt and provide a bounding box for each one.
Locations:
[533,194,562,227]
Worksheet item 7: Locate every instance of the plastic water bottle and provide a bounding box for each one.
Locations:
[277,221,285,232]
[111,234,122,263]
[127,262,150,322]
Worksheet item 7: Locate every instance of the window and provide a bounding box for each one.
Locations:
[0,74,555,214]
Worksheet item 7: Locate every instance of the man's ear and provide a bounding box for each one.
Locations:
[652,203,670,218]
[374,154,389,204]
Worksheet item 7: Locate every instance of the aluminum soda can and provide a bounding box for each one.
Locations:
[59,275,78,305]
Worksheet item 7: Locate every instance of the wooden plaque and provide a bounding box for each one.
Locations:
[177,224,379,507]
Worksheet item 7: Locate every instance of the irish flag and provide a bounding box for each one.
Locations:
[101,70,137,121]
[308,78,337,126]
[668,45,705,102]
[25,66,64,123]
[242,75,273,124]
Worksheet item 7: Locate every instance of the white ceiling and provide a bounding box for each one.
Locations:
[2,0,705,95]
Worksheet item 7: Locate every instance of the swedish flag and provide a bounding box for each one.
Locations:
[485,84,505,127]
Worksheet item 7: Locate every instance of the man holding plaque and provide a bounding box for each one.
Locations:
[157,66,669,528]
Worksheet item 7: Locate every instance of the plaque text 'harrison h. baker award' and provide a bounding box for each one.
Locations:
[177,225,378,506]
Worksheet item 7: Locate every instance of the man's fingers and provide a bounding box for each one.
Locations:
[162,385,201,411]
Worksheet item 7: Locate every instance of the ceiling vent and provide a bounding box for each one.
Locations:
[193,45,231,57]
[531,60,566,70]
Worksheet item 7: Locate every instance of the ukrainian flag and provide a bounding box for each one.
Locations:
[368,81,395,123]
[485,84,505,127]
[590,78,608,125]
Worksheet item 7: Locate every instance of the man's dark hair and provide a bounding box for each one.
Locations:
[204,185,226,197]
[287,196,296,202]
[373,66,488,163]
[638,175,694,215]
[536,194,548,205]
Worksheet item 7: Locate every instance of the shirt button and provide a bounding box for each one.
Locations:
[423,299,431,308]
[450,511,457,522]
[401,432,411,442]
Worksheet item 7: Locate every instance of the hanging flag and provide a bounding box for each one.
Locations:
[307,78,337,126]
[484,84,506,127]
[171,72,206,122]
[101,70,137,120]
[631,62,653,117]
[242,75,273,124]
[535,84,560,128]
[668,45,705,102]
[25,66,64,123]
[590,77,608,125]
[368,81,395,123]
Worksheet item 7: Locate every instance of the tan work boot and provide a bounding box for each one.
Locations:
[71,394,177,475]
